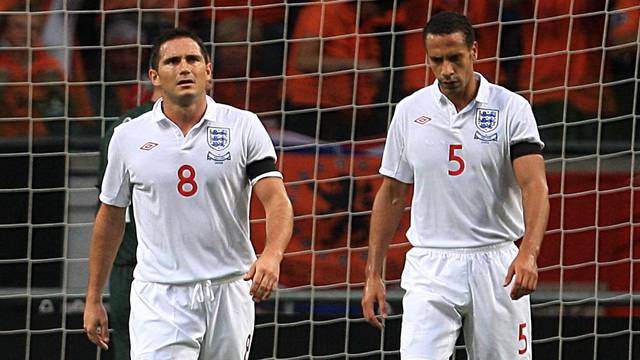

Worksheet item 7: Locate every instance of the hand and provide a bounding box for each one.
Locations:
[243,250,282,302]
[361,275,387,329]
[83,300,109,350]
[504,249,539,300]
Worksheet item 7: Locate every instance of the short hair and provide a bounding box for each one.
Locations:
[423,11,475,47]
[148,28,210,71]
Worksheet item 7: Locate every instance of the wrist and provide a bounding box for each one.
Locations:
[85,292,103,304]
[261,248,284,261]
[365,267,382,280]
[519,242,540,259]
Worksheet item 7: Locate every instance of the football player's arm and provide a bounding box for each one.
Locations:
[244,175,293,302]
[362,176,409,329]
[504,153,549,300]
[84,203,126,349]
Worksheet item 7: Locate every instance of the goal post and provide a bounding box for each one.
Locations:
[0,1,638,359]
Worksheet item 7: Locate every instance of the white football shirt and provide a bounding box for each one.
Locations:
[380,73,543,248]
[100,96,281,283]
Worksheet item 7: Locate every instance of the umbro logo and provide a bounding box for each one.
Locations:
[414,116,431,124]
[139,142,158,151]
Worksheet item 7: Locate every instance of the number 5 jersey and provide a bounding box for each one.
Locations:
[380,74,544,248]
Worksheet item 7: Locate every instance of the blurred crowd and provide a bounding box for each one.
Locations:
[0,0,637,151]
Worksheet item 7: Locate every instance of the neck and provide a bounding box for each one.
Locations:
[162,95,207,135]
[444,75,480,112]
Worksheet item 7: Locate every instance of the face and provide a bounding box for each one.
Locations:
[149,37,211,105]
[424,31,477,98]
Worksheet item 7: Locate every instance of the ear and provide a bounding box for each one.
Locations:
[206,62,212,81]
[471,41,478,61]
[148,68,160,86]
[423,44,431,67]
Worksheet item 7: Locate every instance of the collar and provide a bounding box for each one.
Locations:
[475,73,490,105]
[151,95,218,123]
[432,72,490,107]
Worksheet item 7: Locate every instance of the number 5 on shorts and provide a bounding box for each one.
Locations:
[518,322,528,355]
[177,164,198,197]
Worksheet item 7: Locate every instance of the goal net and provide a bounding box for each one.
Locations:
[0,0,637,359]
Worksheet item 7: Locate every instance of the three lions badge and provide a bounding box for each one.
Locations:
[207,127,231,163]
[474,108,498,142]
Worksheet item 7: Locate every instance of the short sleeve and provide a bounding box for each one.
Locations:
[97,118,125,189]
[96,125,114,190]
[379,103,414,183]
[509,97,545,149]
[245,114,281,185]
[99,127,132,207]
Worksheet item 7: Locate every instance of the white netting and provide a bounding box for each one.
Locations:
[0,0,638,359]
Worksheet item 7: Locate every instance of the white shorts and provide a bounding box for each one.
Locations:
[129,277,255,360]
[400,242,532,360]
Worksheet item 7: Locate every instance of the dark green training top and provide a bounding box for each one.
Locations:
[97,101,155,266]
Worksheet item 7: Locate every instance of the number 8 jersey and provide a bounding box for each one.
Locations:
[100,96,281,283]
[380,74,544,248]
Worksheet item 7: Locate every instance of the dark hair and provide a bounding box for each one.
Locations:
[423,11,475,47]
[148,28,210,71]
